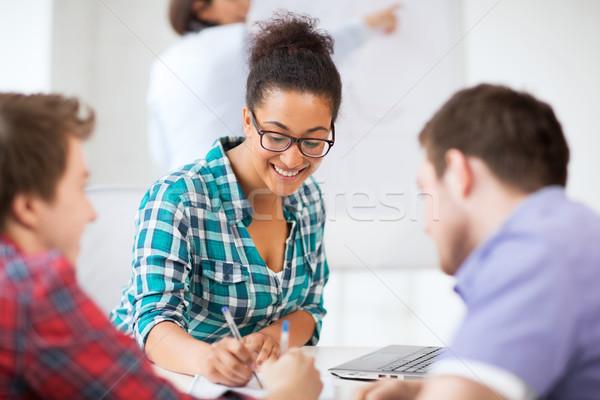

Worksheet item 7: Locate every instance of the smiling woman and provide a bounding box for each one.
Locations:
[230,90,335,198]
[110,12,340,386]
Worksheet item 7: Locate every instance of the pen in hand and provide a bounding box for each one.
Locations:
[221,306,264,389]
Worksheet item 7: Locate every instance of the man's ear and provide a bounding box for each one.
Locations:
[10,193,44,230]
[444,149,473,199]
[242,106,253,139]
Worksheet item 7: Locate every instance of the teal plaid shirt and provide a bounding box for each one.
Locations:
[111,137,329,347]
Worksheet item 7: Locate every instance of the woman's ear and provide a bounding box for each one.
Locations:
[242,106,253,139]
[444,149,473,200]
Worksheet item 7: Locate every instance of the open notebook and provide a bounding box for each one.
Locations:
[188,374,334,399]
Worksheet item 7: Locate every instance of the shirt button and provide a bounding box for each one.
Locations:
[223,274,230,281]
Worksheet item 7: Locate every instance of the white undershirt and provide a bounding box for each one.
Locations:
[274,270,284,283]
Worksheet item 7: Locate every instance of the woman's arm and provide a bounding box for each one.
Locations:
[145,320,256,387]
[258,309,316,346]
[242,309,316,365]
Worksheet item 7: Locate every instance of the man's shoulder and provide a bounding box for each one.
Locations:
[459,189,600,298]
[0,242,72,299]
[505,189,600,266]
[510,187,600,233]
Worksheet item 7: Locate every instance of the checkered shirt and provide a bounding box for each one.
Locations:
[111,137,329,347]
[0,237,250,400]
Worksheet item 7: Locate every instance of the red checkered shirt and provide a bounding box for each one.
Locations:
[0,237,252,400]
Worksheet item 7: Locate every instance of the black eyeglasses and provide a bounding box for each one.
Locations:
[249,110,335,158]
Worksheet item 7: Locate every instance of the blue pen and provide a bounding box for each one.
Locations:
[280,320,290,355]
[221,306,264,389]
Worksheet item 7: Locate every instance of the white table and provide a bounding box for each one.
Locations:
[153,346,378,399]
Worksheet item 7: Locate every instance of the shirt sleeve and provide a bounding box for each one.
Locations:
[443,235,581,397]
[145,26,247,171]
[328,17,371,65]
[23,255,245,400]
[147,63,226,172]
[298,191,330,345]
[129,182,195,347]
[430,358,535,400]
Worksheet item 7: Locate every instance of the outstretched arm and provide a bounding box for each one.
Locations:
[364,4,402,34]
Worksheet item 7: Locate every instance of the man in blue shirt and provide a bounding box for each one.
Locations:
[354,84,600,400]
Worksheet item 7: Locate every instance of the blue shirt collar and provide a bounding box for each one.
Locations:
[454,185,566,299]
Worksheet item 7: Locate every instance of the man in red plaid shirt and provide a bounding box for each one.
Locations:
[0,92,322,400]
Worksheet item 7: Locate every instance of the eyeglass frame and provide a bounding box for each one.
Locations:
[248,110,335,158]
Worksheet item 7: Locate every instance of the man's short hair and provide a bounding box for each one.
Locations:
[0,93,95,229]
[419,84,570,192]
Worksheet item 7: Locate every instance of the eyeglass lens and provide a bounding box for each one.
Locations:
[262,132,330,157]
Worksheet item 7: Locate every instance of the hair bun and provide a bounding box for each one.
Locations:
[248,11,334,69]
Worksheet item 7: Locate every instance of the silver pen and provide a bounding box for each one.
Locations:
[221,306,264,388]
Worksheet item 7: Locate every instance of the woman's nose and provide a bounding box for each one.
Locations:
[279,143,304,168]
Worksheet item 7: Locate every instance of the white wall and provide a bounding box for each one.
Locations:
[48,0,466,270]
[51,0,176,186]
[7,0,600,347]
[47,0,467,346]
[0,0,53,93]
[8,1,600,240]
[462,0,600,213]
[49,1,465,273]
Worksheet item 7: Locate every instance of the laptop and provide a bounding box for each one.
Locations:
[328,345,446,381]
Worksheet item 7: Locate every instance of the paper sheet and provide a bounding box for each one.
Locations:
[188,374,334,399]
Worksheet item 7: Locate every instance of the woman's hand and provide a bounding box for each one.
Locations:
[198,336,256,386]
[242,331,280,367]
[262,349,322,400]
[364,4,402,34]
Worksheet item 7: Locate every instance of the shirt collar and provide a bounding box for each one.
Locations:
[0,234,19,249]
[205,137,307,226]
[283,188,303,215]
[0,235,62,262]
[454,185,566,299]
[205,137,253,225]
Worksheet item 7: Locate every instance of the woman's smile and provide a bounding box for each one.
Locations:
[271,163,307,180]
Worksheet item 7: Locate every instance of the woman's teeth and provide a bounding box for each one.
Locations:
[274,165,300,177]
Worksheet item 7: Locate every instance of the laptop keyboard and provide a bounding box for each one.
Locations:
[380,347,445,374]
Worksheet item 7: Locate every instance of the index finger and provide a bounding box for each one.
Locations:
[257,340,279,365]
[221,337,256,364]
[242,335,263,355]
